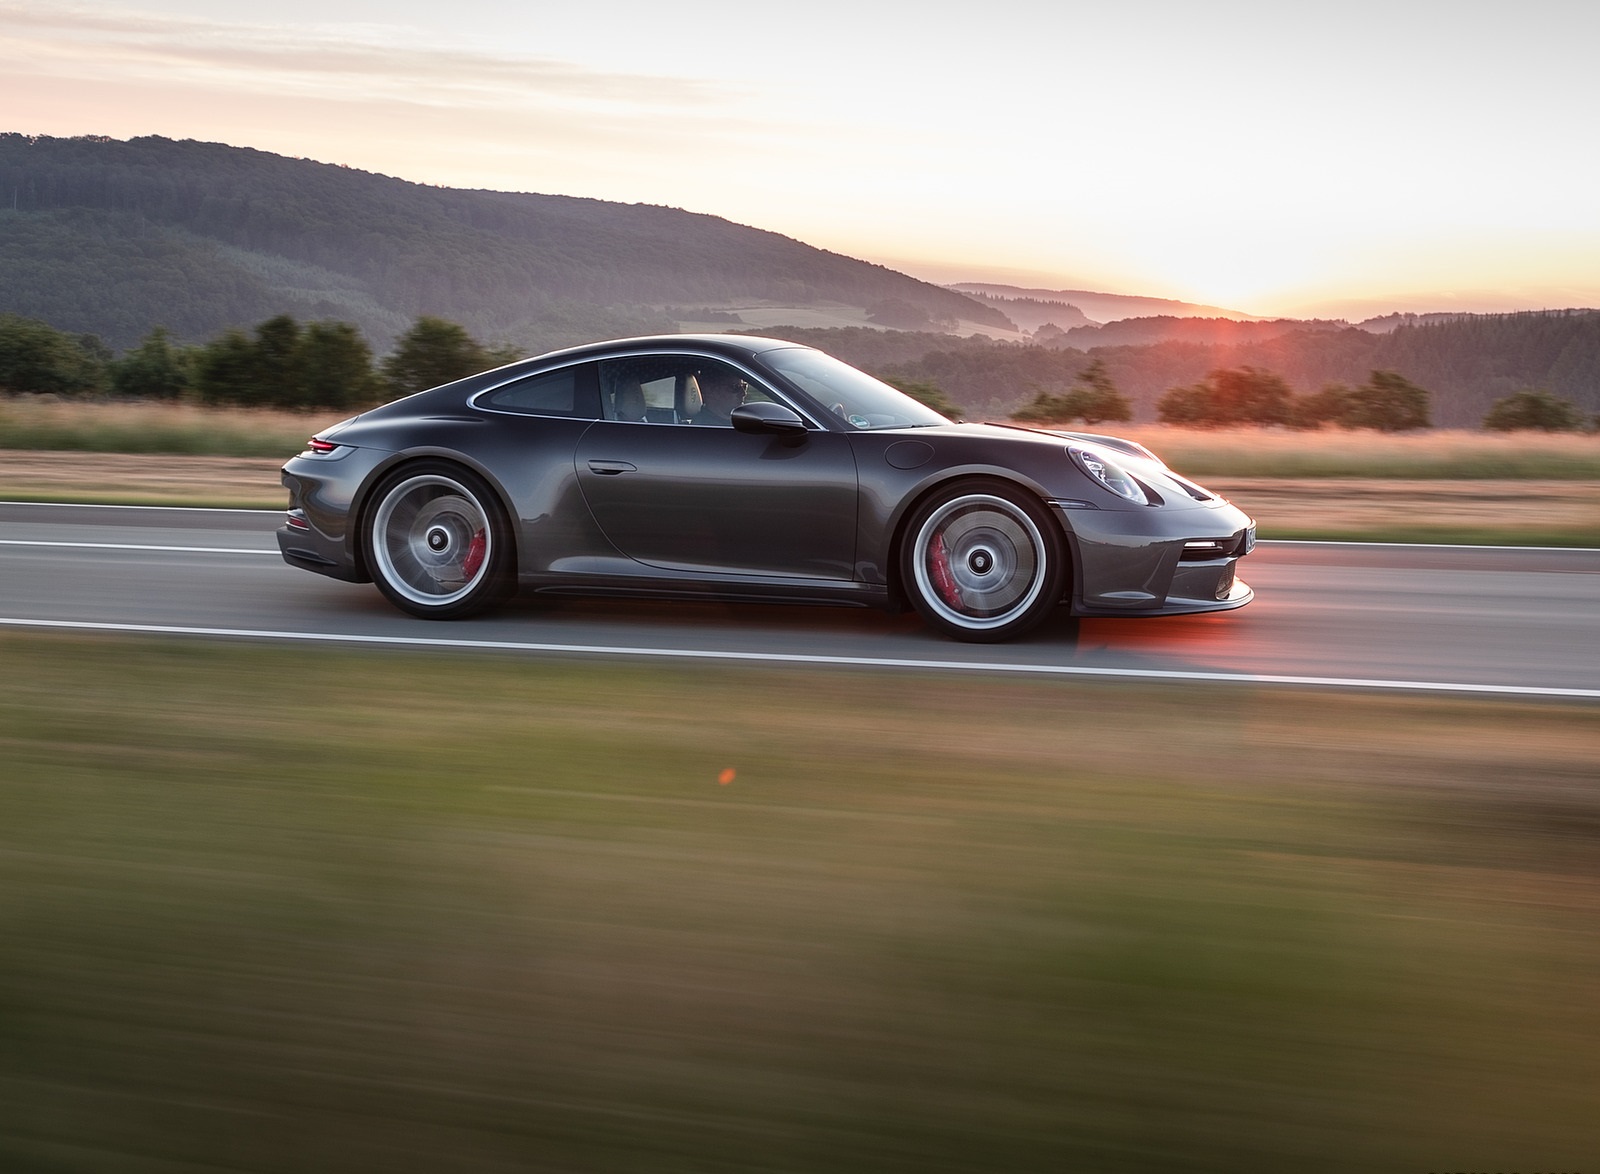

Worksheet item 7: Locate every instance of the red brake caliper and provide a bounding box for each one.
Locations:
[461,529,487,580]
[929,531,964,609]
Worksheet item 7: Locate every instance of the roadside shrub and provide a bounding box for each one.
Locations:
[193,328,260,406]
[1287,383,1352,430]
[110,327,194,400]
[1483,388,1587,432]
[1010,358,1132,426]
[1200,369,1433,432]
[193,315,382,409]
[1157,366,1292,427]
[1340,370,1431,432]
[298,321,382,409]
[0,313,107,395]
[382,315,506,396]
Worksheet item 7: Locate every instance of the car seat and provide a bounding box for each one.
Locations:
[612,383,647,422]
[679,373,703,421]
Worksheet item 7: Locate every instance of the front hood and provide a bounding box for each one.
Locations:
[976,422,1230,508]
[989,422,1156,461]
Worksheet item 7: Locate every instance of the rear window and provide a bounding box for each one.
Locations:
[479,365,598,417]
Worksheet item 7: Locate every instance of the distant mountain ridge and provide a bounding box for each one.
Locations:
[0,133,1011,351]
[949,282,1262,326]
[1058,316,1352,348]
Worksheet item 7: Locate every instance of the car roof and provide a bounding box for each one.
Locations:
[521,333,806,367]
[360,334,817,419]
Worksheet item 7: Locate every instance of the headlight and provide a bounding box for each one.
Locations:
[1067,445,1149,505]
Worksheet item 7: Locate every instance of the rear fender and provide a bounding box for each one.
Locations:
[352,447,520,580]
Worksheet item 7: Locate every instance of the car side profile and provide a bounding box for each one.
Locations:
[277,335,1255,642]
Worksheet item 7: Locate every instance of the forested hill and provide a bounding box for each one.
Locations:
[0,134,1010,351]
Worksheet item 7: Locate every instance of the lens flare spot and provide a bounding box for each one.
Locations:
[717,768,736,785]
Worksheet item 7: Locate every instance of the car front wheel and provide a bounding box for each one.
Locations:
[901,481,1065,642]
[365,463,512,619]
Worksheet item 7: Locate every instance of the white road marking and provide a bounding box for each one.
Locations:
[0,540,274,554]
[1,616,1595,700]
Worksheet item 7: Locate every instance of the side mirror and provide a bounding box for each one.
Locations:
[731,402,808,437]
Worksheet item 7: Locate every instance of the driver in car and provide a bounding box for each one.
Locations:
[692,367,747,425]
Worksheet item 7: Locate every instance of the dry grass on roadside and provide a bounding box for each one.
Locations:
[0,450,288,507]
[0,395,341,458]
[3,396,1597,477]
[1113,423,1600,479]
[1212,476,1600,544]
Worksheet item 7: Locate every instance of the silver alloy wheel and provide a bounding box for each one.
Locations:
[910,493,1049,632]
[370,474,493,607]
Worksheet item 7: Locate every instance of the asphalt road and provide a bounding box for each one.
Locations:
[2,502,1597,697]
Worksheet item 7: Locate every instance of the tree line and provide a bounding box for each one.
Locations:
[999,359,1590,432]
[0,312,518,408]
[1154,368,1433,431]
[2,309,1593,431]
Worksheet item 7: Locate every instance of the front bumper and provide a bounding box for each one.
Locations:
[1052,499,1256,617]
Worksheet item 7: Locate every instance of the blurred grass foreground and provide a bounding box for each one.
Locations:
[2,633,1597,1172]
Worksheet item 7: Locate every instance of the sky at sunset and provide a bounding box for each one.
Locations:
[5,0,1598,319]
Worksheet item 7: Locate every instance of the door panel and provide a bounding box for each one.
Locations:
[574,422,858,580]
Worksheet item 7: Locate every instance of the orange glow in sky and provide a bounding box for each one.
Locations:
[4,0,1598,318]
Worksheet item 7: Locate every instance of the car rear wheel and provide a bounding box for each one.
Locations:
[901,481,1065,642]
[366,463,512,619]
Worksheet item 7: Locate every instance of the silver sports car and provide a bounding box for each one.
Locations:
[277,334,1254,641]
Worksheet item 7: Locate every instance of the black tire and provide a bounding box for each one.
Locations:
[364,462,514,619]
[900,480,1065,642]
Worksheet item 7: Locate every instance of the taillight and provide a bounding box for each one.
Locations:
[307,437,338,454]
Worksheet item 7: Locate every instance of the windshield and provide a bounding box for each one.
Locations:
[763,347,949,430]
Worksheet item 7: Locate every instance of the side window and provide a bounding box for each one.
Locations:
[601,357,686,423]
[599,356,788,426]
[479,364,599,417]
[635,374,679,421]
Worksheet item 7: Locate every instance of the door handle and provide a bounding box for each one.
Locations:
[587,459,637,475]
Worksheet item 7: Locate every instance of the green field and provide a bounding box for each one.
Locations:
[2,633,1596,1171]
